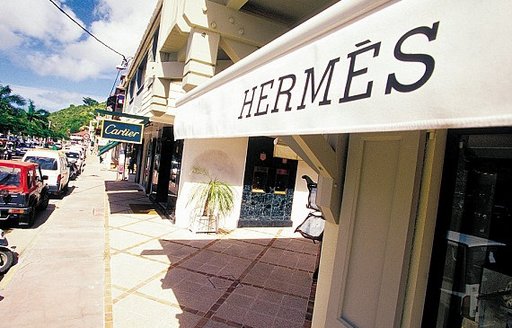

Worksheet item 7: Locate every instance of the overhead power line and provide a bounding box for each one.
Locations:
[47,0,126,60]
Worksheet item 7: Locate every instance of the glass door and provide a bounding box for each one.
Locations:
[423,130,512,328]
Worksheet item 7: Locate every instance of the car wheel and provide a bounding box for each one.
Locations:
[58,186,65,199]
[0,249,14,274]
[39,193,49,210]
[28,205,36,226]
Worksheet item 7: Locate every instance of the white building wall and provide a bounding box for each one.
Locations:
[175,137,249,230]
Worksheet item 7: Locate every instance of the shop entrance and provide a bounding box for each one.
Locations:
[423,129,512,327]
[239,137,298,227]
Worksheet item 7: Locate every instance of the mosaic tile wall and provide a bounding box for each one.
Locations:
[238,185,294,227]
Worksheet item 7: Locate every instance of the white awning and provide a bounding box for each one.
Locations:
[174,0,512,140]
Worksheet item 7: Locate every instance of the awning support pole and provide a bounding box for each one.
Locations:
[282,134,348,224]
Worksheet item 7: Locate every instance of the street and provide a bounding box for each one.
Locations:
[0,155,109,327]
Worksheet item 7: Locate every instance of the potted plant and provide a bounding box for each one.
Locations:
[187,167,234,233]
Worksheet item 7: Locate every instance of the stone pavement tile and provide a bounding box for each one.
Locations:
[281,294,309,311]
[128,239,199,265]
[146,215,173,224]
[272,237,320,255]
[119,219,177,238]
[109,215,144,228]
[110,252,168,290]
[179,249,252,278]
[223,229,276,246]
[214,302,249,323]
[244,309,276,328]
[202,319,237,328]
[112,286,126,300]
[241,262,274,286]
[161,229,218,248]
[113,293,202,328]
[260,247,317,272]
[109,228,154,251]
[153,267,227,312]
[136,271,180,305]
[276,306,307,324]
[208,239,266,261]
[273,317,306,328]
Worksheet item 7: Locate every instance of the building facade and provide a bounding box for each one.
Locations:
[121,0,327,229]
[173,0,512,327]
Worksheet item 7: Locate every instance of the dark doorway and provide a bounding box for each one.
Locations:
[150,127,174,203]
[239,137,298,227]
[166,139,183,221]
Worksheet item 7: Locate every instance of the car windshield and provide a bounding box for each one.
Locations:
[0,166,21,186]
[25,156,57,170]
[65,152,79,159]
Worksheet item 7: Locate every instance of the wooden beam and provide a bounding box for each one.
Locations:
[219,38,258,63]
[226,0,248,10]
[183,0,288,47]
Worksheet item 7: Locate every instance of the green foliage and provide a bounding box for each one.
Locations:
[187,167,235,219]
[0,84,102,139]
[49,102,103,136]
[82,97,99,106]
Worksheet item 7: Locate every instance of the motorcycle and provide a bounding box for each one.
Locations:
[0,229,15,274]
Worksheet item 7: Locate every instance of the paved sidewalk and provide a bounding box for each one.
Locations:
[0,156,320,328]
[106,183,320,328]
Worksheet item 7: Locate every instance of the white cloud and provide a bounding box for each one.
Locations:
[0,0,157,81]
[10,84,104,112]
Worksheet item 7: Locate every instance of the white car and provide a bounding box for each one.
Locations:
[22,149,70,198]
[64,150,83,174]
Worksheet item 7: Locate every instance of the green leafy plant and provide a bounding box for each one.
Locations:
[188,167,234,220]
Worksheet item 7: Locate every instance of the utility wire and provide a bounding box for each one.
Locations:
[47,0,126,60]
[108,69,121,97]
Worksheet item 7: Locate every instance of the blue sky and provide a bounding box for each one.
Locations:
[0,0,157,112]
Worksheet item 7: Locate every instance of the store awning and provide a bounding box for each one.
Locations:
[174,0,512,140]
[98,141,120,156]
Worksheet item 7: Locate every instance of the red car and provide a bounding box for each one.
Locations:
[0,160,49,227]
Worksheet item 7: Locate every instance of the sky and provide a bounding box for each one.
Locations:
[0,0,158,112]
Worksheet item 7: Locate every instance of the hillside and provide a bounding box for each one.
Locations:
[49,102,105,136]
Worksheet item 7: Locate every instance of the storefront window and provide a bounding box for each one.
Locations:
[252,166,269,193]
[274,167,289,195]
[424,131,512,328]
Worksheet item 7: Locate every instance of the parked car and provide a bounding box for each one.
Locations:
[64,150,83,175]
[0,160,49,226]
[22,149,70,198]
[15,142,33,156]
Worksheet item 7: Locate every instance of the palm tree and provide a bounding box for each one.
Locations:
[0,85,26,134]
[26,100,49,125]
[0,85,26,115]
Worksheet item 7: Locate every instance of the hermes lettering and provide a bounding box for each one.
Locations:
[238,22,439,119]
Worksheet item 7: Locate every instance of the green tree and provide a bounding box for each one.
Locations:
[83,97,99,106]
[0,85,27,134]
[0,84,26,114]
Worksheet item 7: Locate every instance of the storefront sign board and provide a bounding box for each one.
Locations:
[100,119,144,144]
[174,0,512,139]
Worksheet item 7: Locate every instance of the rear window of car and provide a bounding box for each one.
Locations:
[65,152,79,159]
[0,166,21,186]
[24,156,58,170]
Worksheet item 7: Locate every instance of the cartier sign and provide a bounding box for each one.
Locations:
[100,119,144,144]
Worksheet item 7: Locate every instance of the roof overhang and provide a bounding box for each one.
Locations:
[174,0,512,140]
